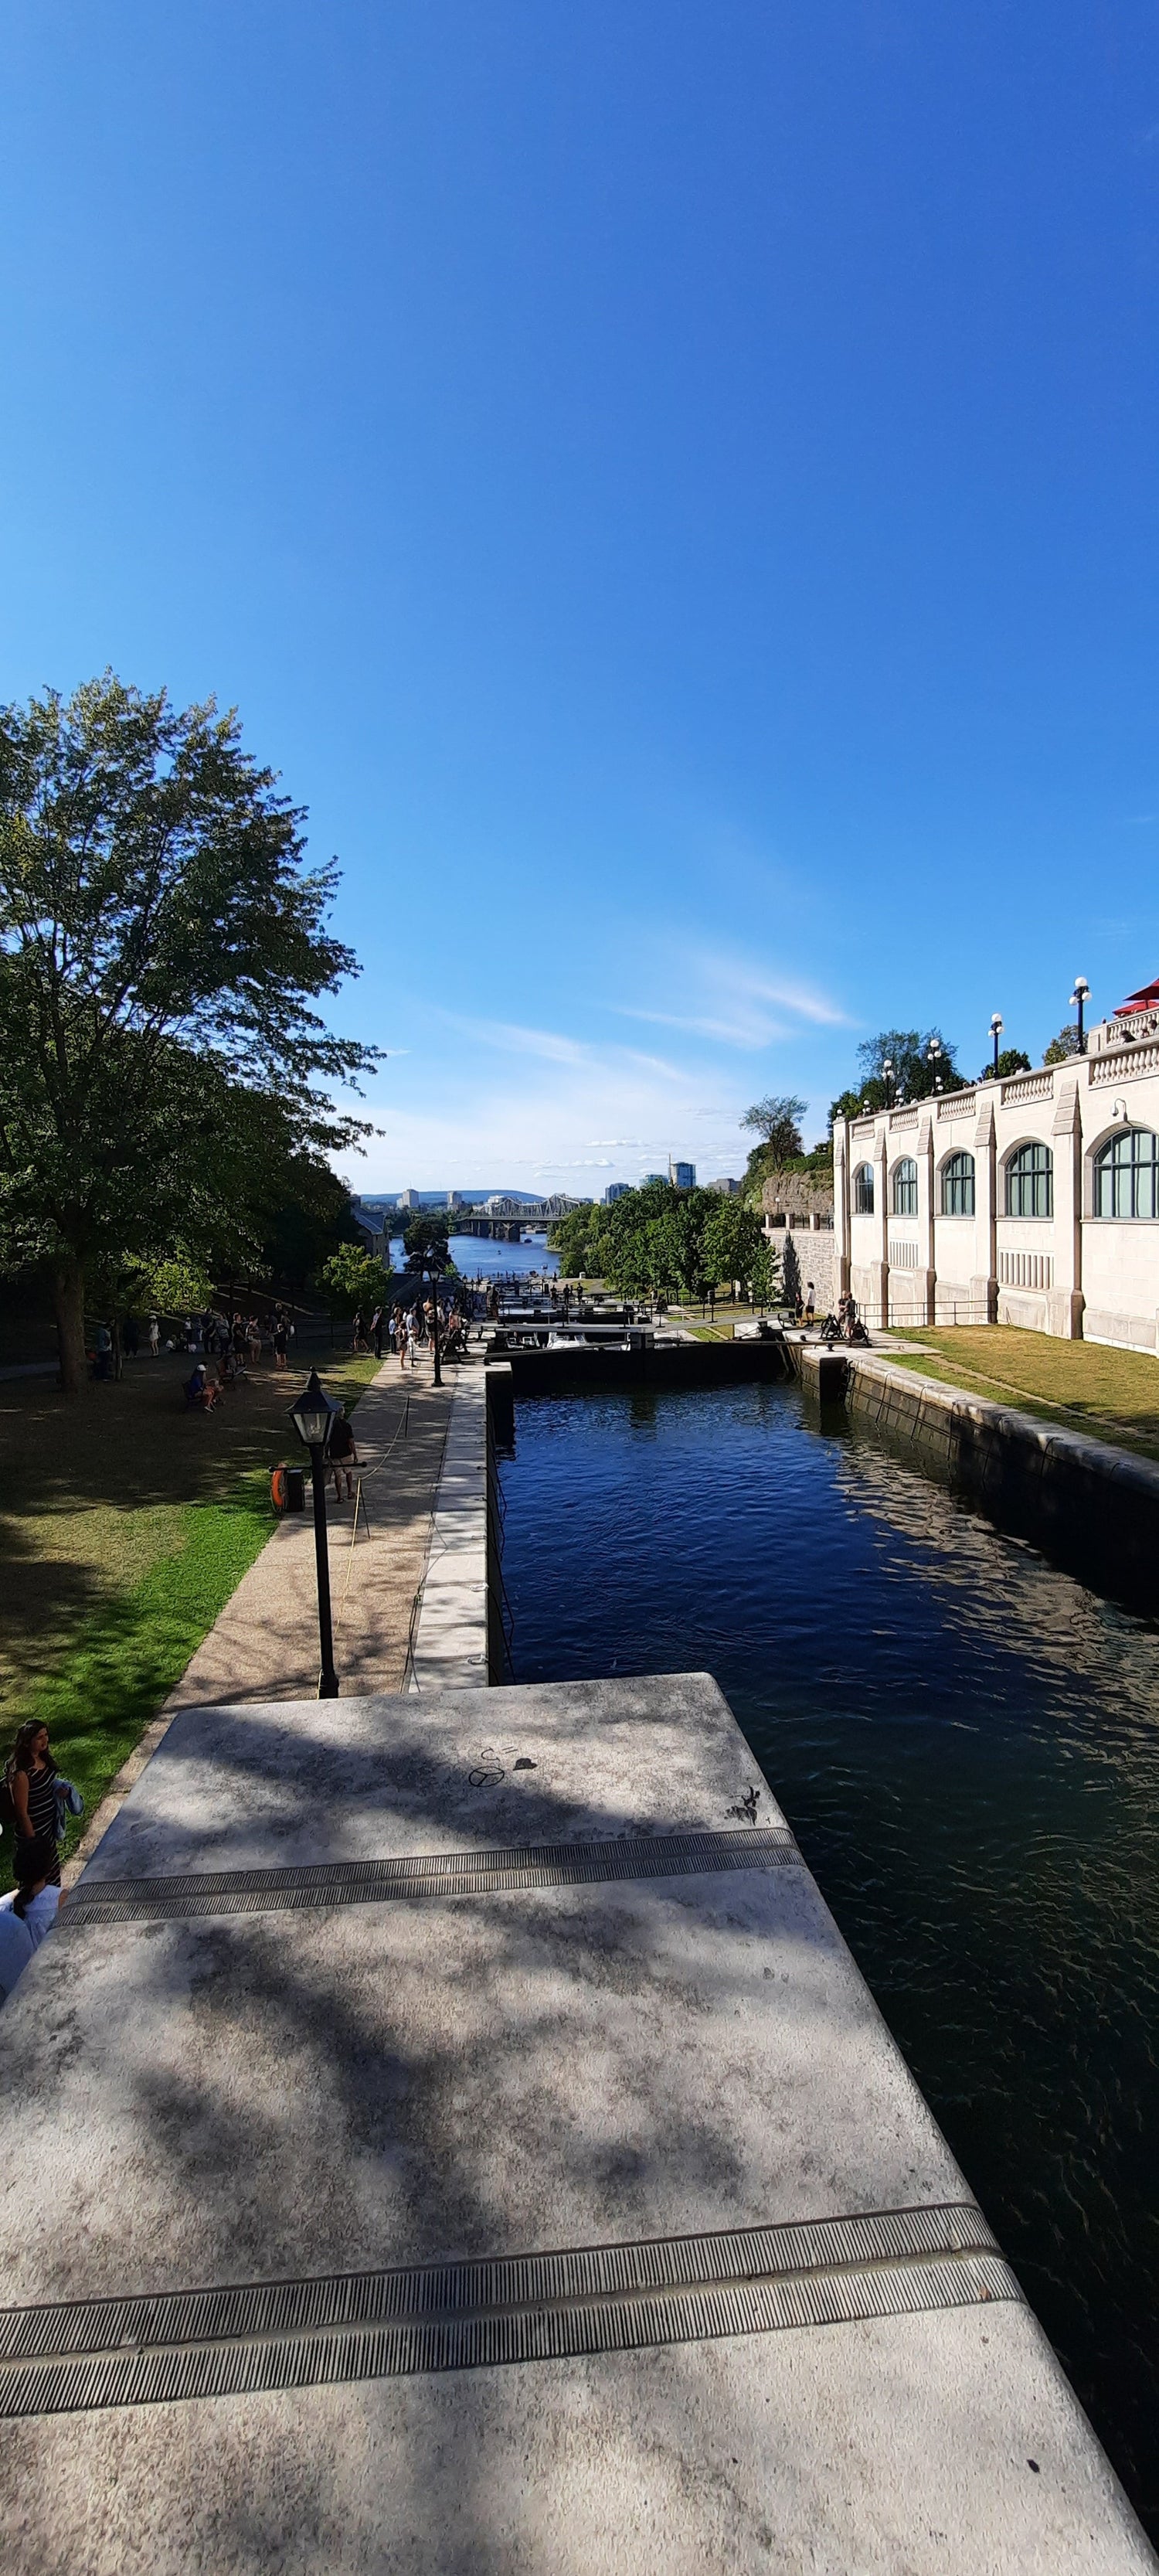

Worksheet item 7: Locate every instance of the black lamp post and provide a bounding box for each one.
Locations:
[289,1367,342,1699]
[882,1057,894,1108]
[1071,976,1089,1055]
[926,1036,943,1094]
[990,1012,1003,1077]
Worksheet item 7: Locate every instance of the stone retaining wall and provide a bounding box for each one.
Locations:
[797,1342,1159,1612]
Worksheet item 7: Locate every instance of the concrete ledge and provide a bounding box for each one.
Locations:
[409,1362,488,1692]
[0,1672,1151,2571]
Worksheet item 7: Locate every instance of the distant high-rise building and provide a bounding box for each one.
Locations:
[668,1159,696,1191]
[707,1176,739,1196]
[643,1172,667,1186]
[447,1190,463,1210]
[603,1183,631,1204]
[399,1186,420,1210]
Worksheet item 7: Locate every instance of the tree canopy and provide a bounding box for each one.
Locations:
[551,1182,773,1302]
[321,1242,389,1318]
[1043,1023,1082,1066]
[0,675,378,1388]
[739,1094,807,1160]
[830,1026,965,1125]
[983,1046,1032,1080]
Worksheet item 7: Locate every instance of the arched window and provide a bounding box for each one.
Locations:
[892,1158,918,1216]
[940,1151,975,1217]
[1006,1142,1052,1218]
[1093,1128,1159,1220]
[853,1164,875,1215]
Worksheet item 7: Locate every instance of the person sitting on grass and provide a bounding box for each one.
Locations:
[0,1836,62,2004]
[328,1407,359,1501]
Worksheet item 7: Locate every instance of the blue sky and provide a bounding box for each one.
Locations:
[2,2,1157,1190]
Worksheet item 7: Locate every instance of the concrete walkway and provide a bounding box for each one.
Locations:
[2,1671,1152,2571]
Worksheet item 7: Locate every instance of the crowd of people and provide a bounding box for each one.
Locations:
[350,1296,473,1370]
[175,1309,296,1410]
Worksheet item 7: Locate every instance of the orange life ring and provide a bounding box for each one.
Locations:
[270,1465,288,1513]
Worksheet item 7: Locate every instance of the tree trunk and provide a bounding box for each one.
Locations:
[53,1257,87,1397]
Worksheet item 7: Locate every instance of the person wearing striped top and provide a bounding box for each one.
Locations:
[5,1722,62,1887]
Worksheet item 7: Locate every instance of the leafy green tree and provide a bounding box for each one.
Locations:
[1043,1024,1081,1066]
[701,1196,770,1297]
[321,1243,387,1317]
[740,1094,807,1160]
[982,1047,1032,1080]
[403,1212,451,1275]
[134,1253,216,1315]
[829,1027,964,1128]
[550,1203,610,1278]
[0,675,377,1391]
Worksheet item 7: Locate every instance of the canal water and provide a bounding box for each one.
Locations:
[497,1378,1159,2536]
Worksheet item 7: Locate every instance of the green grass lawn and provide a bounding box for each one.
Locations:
[0,1340,379,1871]
[879,1325,1159,1459]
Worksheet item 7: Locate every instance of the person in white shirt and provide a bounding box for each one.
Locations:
[0,1836,61,2004]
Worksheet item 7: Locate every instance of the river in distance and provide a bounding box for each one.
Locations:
[496,1377,1159,2535]
[388,1233,559,1282]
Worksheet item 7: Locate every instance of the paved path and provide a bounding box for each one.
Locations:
[63,1353,466,1887]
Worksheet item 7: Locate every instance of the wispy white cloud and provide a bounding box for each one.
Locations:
[439,1012,586,1067]
[613,947,848,1051]
[621,1007,791,1046]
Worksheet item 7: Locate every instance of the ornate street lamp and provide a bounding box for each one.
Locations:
[882,1057,894,1108]
[990,1013,1003,1077]
[1071,976,1089,1055]
[289,1367,342,1698]
[926,1036,943,1095]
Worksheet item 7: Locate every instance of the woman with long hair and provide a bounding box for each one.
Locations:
[5,1722,62,1887]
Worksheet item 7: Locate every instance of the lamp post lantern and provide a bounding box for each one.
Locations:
[926,1036,943,1095]
[289,1367,342,1698]
[1071,976,1089,1056]
[882,1057,894,1108]
[990,1013,1003,1077]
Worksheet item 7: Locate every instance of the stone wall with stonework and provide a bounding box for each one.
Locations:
[761,1173,837,1312]
[760,1172,835,1224]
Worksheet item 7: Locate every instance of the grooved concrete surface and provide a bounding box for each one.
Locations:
[0,1673,1152,2574]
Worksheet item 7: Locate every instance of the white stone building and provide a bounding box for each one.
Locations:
[835,1006,1159,1348]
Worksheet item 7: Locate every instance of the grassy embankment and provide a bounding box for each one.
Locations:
[0,1343,378,1865]
[879,1325,1159,1462]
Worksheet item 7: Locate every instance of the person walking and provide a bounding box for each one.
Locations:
[3,1723,63,1887]
[369,1305,383,1360]
[405,1308,418,1370]
[352,1309,367,1354]
[273,1315,289,1372]
[328,1406,359,1502]
[0,1836,61,2003]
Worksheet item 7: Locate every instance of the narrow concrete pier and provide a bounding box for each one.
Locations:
[0,1673,1151,2571]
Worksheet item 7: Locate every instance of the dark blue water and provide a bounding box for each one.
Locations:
[389,1234,559,1280]
[498,1380,1159,2534]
